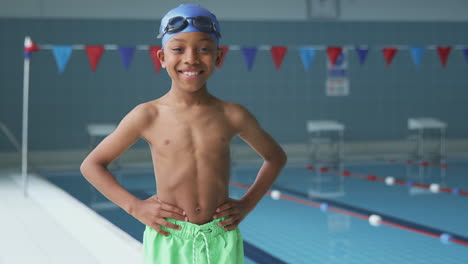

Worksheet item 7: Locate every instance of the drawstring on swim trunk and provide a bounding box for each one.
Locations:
[192,228,212,264]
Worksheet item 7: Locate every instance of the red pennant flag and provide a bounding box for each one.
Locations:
[24,37,40,52]
[24,36,40,59]
[216,46,229,69]
[382,47,398,67]
[149,46,162,73]
[270,46,288,71]
[437,46,452,68]
[85,46,105,72]
[326,46,342,66]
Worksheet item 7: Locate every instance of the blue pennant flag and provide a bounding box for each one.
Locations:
[298,47,315,71]
[463,47,468,64]
[241,47,258,72]
[355,46,369,65]
[52,45,72,73]
[410,46,425,68]
[118,46,136,71]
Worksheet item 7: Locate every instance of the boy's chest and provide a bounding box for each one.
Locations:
[146,110,236,152]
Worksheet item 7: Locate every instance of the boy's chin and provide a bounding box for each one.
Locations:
[177,83,207,92]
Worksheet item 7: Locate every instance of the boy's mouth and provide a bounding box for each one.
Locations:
[178,70,204,78]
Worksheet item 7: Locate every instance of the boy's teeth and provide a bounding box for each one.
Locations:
[183,71,199,76]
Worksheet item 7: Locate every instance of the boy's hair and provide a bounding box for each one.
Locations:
[158,4,221,49]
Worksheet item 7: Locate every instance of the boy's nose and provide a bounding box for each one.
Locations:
[183,50,200,64]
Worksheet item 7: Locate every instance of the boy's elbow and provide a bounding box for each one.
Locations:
[80,156,109,176]
[80,157,98,175]
[267,148,287,167]
[80,159,90,175]
[278,149,287,167]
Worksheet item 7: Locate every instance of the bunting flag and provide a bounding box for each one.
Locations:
[148,46,162,73]
[355,46,369,65]
[24,36,40,59]
[52,45,72,73]
[410,46,425,68]
[270,46,288,71]
[464,47,468,64]
[85,45,105,72]
[21,41,468,73]
[326,46,342,66]
[118,46,136,71]
[216,46,229,69]
[382,47,398,67]
[298,47,316,71]
[241,47,258,72]
[437,46,452,68]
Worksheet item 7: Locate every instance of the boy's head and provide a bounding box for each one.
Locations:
[157,4,221,49]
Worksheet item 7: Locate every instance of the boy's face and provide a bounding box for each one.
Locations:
[157,32,223,93]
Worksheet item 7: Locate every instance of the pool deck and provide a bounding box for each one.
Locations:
[0,169,142,264]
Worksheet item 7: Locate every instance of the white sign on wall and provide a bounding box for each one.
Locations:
[326,51,349,96]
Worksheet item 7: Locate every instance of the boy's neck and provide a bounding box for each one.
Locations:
[166,84,213,106]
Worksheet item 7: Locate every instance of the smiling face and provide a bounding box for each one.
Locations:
[157,32,223,93]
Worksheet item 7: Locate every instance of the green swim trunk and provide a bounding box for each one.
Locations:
[143,216,244,264]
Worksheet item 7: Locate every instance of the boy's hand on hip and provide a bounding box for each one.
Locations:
[212,198,251,231]
[131,195,187,236]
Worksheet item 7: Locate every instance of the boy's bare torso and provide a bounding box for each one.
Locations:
[141,96,238,225]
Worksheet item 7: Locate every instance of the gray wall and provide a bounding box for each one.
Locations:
[1,18,468,151]
[2,0,468,21]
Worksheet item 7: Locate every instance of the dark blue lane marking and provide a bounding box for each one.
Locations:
[244,241,288,264]
[273,184,468,245]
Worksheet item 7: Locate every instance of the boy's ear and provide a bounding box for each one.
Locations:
[156,49,166,68]
[215,48,224,67]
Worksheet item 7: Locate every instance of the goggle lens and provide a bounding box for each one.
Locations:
[158,16,220,39]
[166,16,188,32]
[192,16,213,31]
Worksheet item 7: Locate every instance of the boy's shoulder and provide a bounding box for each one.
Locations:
[125,100,159,126]
[219,100,256,127]
[133,101,158,116]
[218,99,247,115]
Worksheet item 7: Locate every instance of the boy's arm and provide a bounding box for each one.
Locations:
[80,104,152,213]
[80,104,186,235]
[214,104,287,229]
[234,105,287,210]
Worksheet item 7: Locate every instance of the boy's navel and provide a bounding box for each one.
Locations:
[164,139,170,145]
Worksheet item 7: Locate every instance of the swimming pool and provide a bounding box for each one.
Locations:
[44,159,468,263]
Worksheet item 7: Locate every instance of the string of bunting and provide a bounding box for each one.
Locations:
[24,38,468,74]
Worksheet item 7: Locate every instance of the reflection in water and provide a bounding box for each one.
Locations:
[327,213,351,262]
[406,161,447,195]
[307,162,346,199]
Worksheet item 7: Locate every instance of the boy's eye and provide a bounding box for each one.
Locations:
[172,48,182,52]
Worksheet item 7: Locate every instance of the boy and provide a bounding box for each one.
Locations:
[80,4,287,264]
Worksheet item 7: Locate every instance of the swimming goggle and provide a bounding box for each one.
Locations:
[157,16,222,39]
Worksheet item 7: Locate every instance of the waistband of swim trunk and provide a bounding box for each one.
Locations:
[160,215,230,240]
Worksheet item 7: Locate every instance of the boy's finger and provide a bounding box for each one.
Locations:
[224,221,239,231]
[160,203,186,216]
[216,202,232,213]
[159,219,182,231]
[160,210,186,221]
[218,216,236,227]
[213,210,232,219]
[158,230,171,236]
[151,225,170,236]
